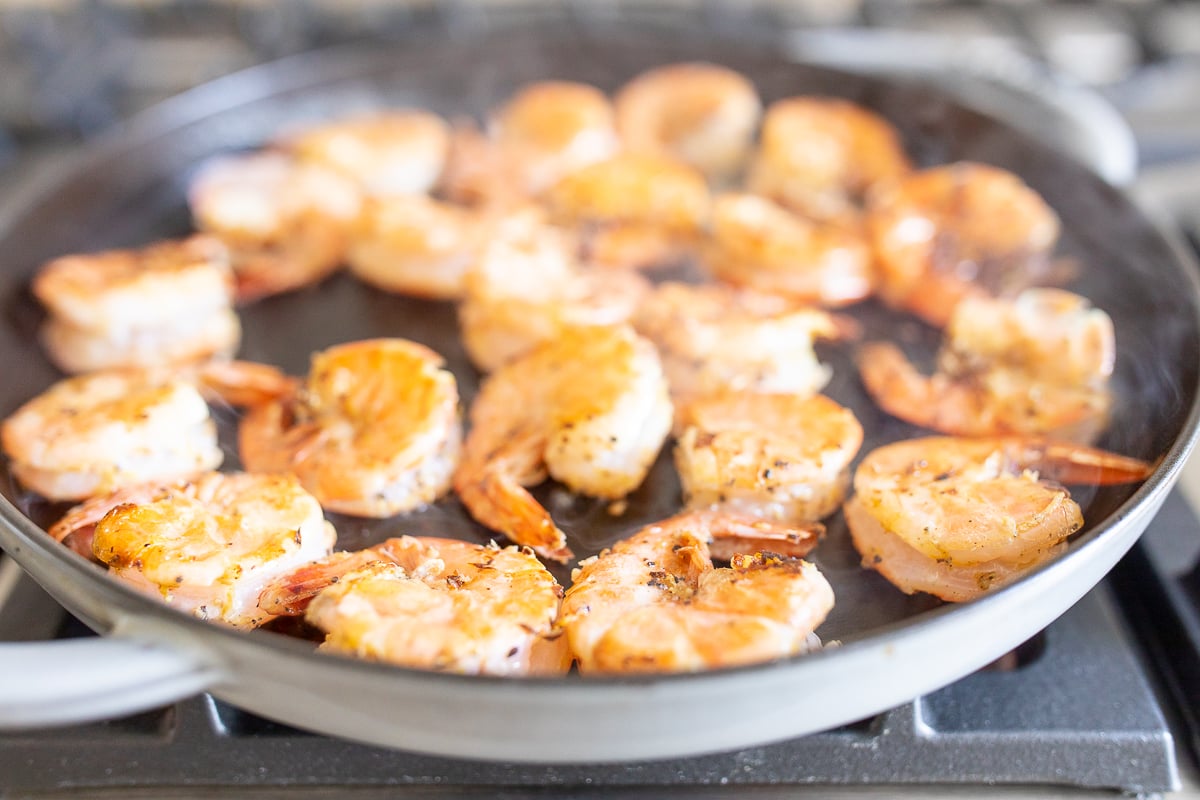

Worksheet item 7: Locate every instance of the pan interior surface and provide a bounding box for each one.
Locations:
[0,24,1196,759]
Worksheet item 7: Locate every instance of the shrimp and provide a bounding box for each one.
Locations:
[675,392,863,524]
[845,436,1153,602]
[278,110,450,198]
[259,536,568,676]
[858,288,1114,442]
[2,369,224,502]
[559,511,833,674]
[458,208,649,372]
[188,151,362,302]
[32,235,239,374]
[614,62,761,183]
[1,359,294,503]
[633,282,841,400]
[706,193,874,306]
[544,153,710,270]
[239,339,461,518]
[441,81,619,205]
[867,161,1061,327]
[747,96,911,222]
[70,472,337,628]
[347,195,483,300]
[454,325,673,563]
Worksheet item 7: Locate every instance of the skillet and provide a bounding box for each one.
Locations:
[0,22,1197,763]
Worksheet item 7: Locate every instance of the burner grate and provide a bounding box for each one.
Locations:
[0,554,1178,795]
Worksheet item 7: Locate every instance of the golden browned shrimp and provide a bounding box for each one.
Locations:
[633,281,841,401]
[2,369,222,502]
[867,161,1061,327]
[458,208,649,372]
[747,96,911,222]
[347,195,483,300]
[845,436,1152,602]
[32,235,239,373]
[441,81,619,206]
[858,288,1114,442]
[675,392,863,524]
[545,153,710,270]
[454,325,673,563]
[706,193,875,306]
[239,339,461,518]
[67,472,337,628]
[560,511,833,674]
[189,151,362,302]
[278,110,450,197]
[614,62,761,183]
[259,536,568,676]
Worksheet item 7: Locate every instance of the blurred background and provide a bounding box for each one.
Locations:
[0,0,1199,168]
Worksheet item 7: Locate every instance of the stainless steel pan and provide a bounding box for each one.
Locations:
[0,23,1197,763]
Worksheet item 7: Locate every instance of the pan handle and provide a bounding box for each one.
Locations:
[0,635,220,727]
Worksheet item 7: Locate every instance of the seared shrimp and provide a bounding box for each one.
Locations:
[614,62,761,183]
[845,436,1152,602]
[2,369,223,502]
[278,110,450,197]
[867,161,1061,327]
[858,288,1114,442]
[545,153,710,270]
[634,282,840,400]
[675,392,863,524]
[189,151,362,302]
[707,193,874,306]
[260,536,568,675]
[347,195,482,300]
[32,235,239,373]
[747,96,911,222]
[458,208,649,372]
[240,339,461,518]
[560,511,833,674]
[71,472,336,628]
[454,325,673,563]
[441,81,618,205]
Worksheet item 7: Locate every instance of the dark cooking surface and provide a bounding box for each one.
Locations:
[0,28,1196,653]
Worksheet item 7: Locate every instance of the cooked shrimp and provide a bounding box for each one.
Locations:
[845,436,1153,602]
[747,96,911,222]
[454,325,673,563]
[2,369,223,502]
[347,195,483,299]
[32,235,239,373]
[73,472,337,628]
[707,193,874,306]
[614,62,761,183]
[867,161,1061,327]
[278,110,450,197]
[675,392,863,524]
[239,339,461,518]
[260,536,568,675]
[633,282,841,400]
[858,288,1114,442]
[441,82,618,205]
[189,151,362,302]
[560,511,833,674]
[545,153,710,270]
[458,208,649,371]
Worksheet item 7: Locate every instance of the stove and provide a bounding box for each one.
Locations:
[2,1,1200,797]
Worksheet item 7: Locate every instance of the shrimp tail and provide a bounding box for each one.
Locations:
[668,509,825,560]
[857,341,986,434]
[195,360,299,408]
[257,550,387,617]
[1013,439,1155,486]
[457,464,574,563]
